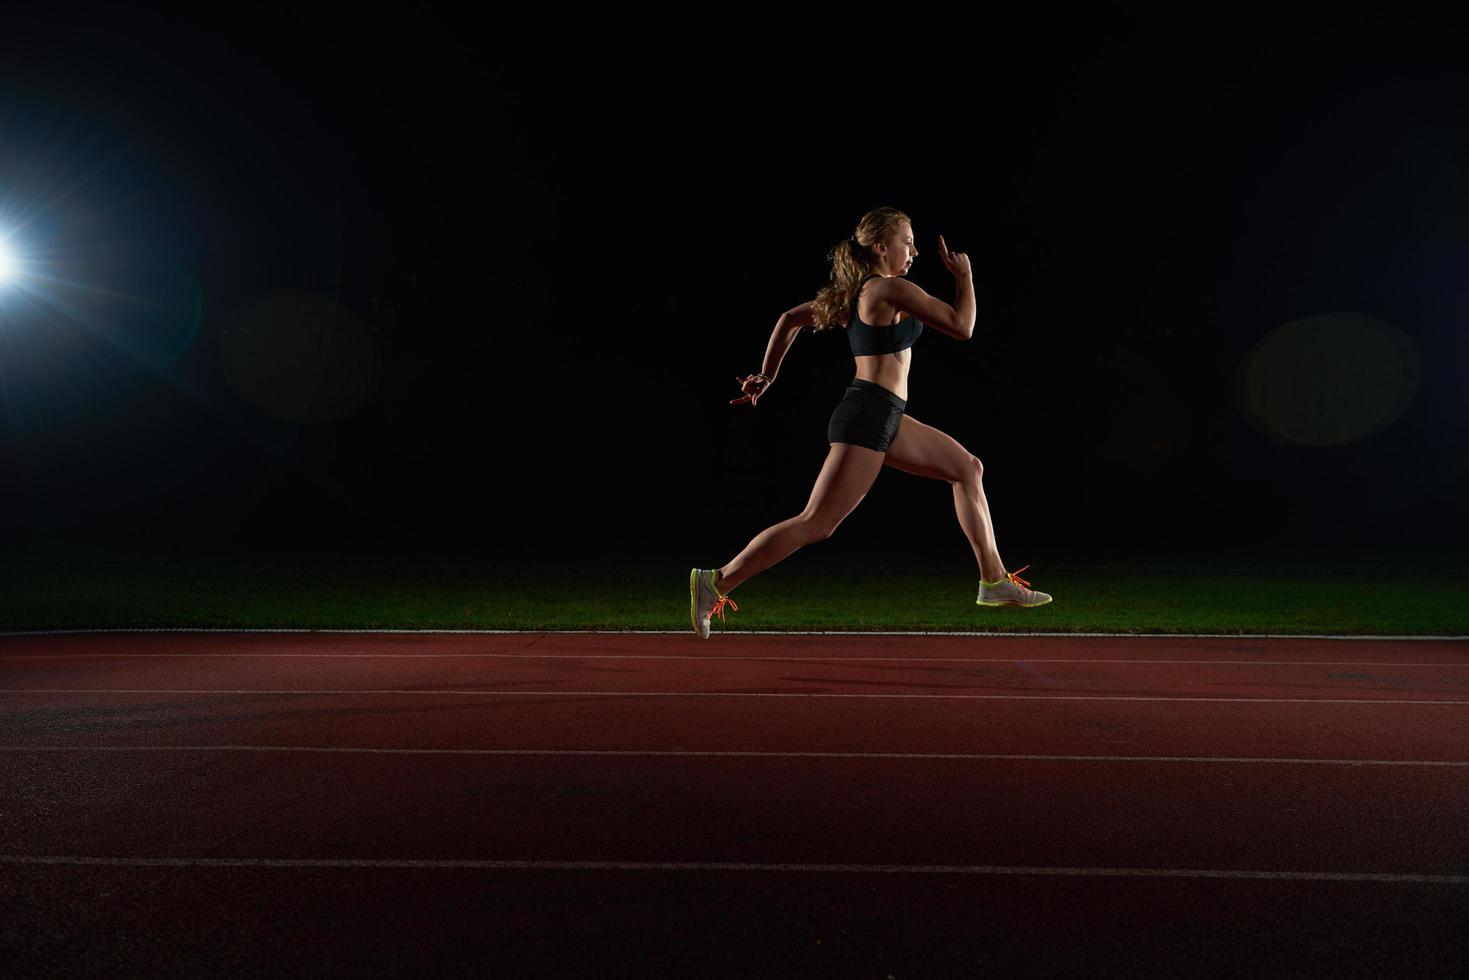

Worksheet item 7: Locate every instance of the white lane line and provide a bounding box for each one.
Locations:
[0,855,1463,883]
[2,745,1465,766]
[1,629,1465,640]
[4,653,1467,667]
[2,689,1467,704]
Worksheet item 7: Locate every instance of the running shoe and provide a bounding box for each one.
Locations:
[976,564,1053,607]
[689,568,738,639]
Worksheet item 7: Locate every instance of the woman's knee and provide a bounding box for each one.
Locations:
[959,455,984,488]
[799,444,881,537]
[796,510,843,541]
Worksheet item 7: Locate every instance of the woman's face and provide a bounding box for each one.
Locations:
[872,222,917,277]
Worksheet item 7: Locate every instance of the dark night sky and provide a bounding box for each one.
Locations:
[0,10,1465,567]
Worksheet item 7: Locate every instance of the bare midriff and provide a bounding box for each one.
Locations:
[851,277,912,402]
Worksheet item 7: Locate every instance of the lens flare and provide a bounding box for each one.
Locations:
[0,237,17,284]
[1236,312,1421,447]
[218,289,382,424]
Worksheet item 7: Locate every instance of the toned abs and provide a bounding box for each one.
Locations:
[852,277,913,401]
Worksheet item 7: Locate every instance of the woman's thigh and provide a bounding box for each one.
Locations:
[882,414,979,484]
[800,441,887,529]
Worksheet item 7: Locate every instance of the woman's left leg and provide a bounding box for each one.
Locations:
[881,414,1008,584]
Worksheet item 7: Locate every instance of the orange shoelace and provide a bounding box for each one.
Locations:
[710,594,739,623]
[1007,564,1033,589]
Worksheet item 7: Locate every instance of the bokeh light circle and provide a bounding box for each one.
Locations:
[1235,312,1420,447]
[219,289,381,424]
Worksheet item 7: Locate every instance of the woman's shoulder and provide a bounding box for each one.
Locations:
[855,277,915,323]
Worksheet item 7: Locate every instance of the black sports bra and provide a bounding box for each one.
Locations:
[847,273,924,356]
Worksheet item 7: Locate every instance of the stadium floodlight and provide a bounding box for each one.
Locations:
[0,235,17,286]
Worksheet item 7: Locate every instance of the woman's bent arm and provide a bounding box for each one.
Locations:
[760,315,803,380]
[954,274,976,338]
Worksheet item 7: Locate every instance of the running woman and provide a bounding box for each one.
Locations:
[690,206,1052,639]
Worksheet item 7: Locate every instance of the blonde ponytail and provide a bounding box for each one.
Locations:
[807,207,911,334]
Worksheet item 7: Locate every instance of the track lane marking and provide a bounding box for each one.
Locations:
[2,689,1467,704]
[0,855,1463,883]
[1,745,1465,766]
[1,629,1465,639]
[4,653,1467,666]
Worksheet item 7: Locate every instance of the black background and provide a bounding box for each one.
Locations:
[1,9,1464,569]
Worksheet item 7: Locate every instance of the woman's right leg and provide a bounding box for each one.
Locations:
[716,442,886,593]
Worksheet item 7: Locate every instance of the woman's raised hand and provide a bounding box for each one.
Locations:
[937,234,971,278]
[730,373,771,406]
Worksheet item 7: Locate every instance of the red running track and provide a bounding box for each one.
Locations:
[2,631,1467,978]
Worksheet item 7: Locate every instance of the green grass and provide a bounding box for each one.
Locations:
[1,555,1465,635]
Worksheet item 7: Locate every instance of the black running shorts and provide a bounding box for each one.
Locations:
[827,378,906,452]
